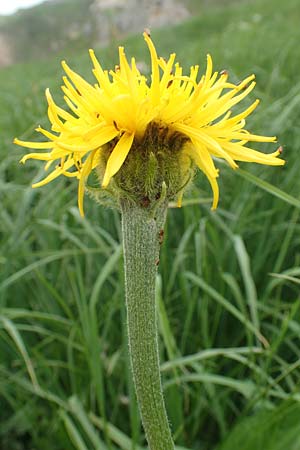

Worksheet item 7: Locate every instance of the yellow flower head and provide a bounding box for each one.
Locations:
[15,31,284,216]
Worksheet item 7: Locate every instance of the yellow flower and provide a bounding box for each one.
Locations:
[15,31,284,216]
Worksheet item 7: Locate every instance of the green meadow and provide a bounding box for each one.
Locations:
[1,0,300,448]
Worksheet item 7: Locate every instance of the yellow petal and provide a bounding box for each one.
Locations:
[36,126,59,140]
[78,150,96,216]
[143,31,160,105]
[32,158,76,188]
[187,141,219,179]
[14,138,54,149]
[226,132,276,143]
[174,124,238,169]
[102,132,134,187]
[177,190,183,207]
[186,145,219,209]
[83,124,118,142]
[204,54,213,85]
[20,153,51,163]
[222,142,285,165]
[208,175,219,210]
[89,49,113,94]
[219,99,260,127]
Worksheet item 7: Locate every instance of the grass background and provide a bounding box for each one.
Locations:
[1,0,300,449]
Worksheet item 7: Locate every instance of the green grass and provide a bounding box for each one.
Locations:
[1,0,300,449]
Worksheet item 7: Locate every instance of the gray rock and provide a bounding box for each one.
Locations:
[90,0,190,45]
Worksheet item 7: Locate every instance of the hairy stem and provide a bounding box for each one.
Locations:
[121,199,174,450]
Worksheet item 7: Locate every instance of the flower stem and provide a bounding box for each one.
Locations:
[121,199,175,450]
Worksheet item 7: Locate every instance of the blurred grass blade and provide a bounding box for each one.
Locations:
[185,272,269,347]
[68,396,107,450]
[0,316,39,388]
[166,224,194,295]
[0,249,99,292]
[90,412,144,450]
[216,401,300,450]
[89,244,122,309]
[60,410,90,450]
[269,273,300,285]
[164,373,255,399]
[236,168,300,209]
[161,347,263,372]
[156,275,179,361]
[233,235,259,333]
[1,307,71,325]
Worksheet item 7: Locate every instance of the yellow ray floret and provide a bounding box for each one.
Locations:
[15,31,284,215]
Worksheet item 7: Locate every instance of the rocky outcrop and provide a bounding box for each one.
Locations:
[0,0,190,67]
[90,0,190,45]
[0,32,13,67]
